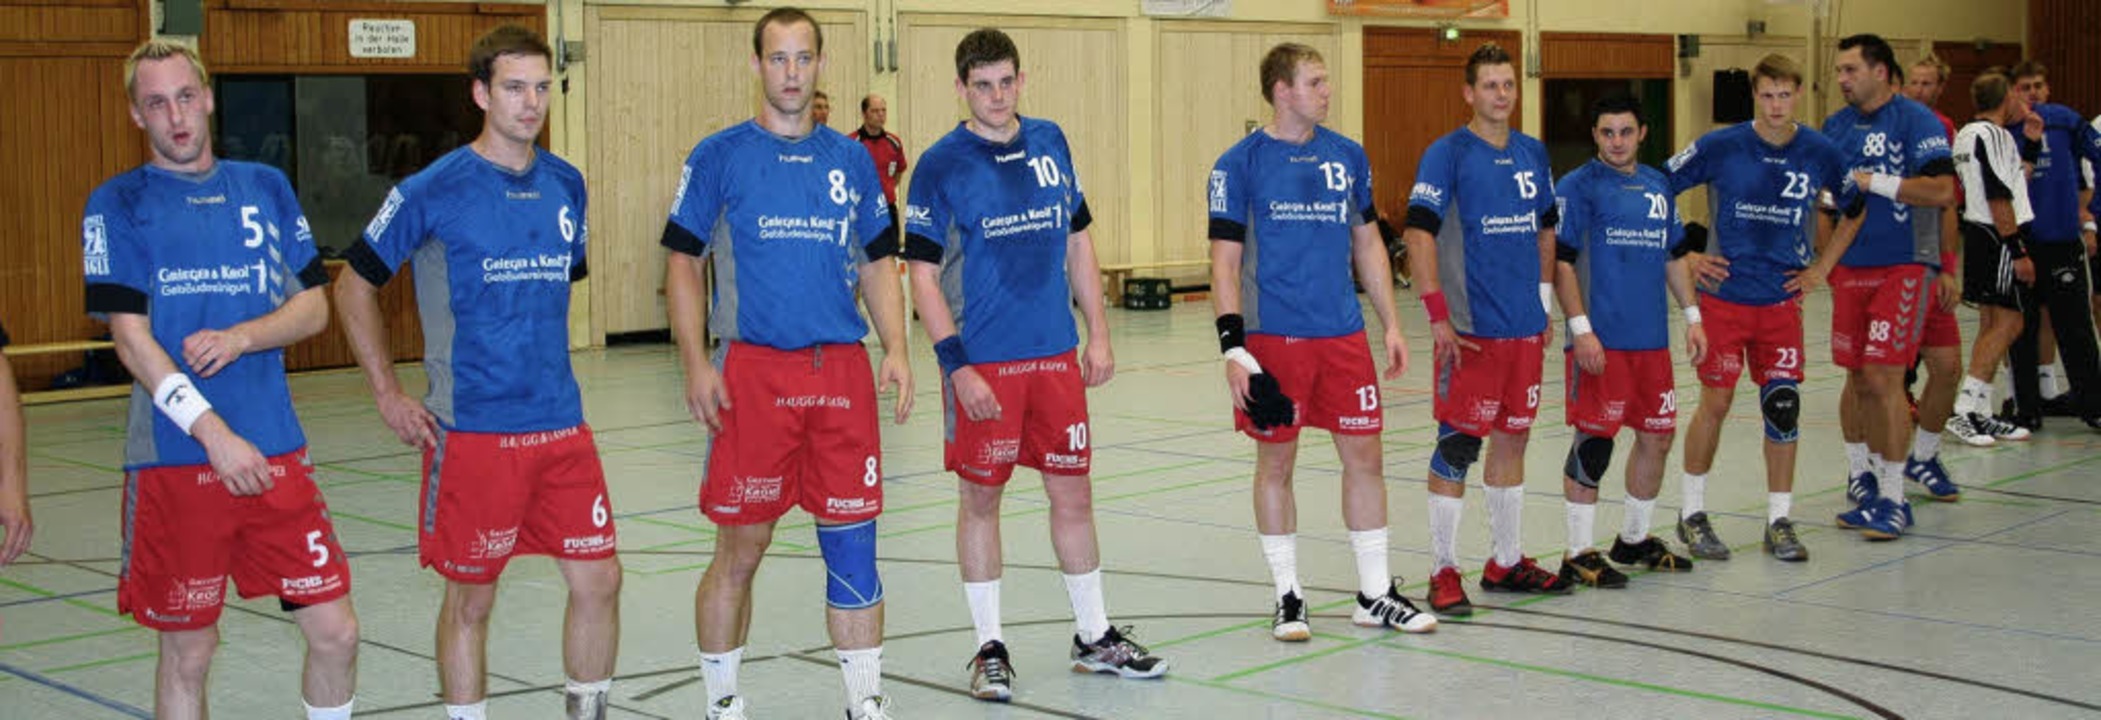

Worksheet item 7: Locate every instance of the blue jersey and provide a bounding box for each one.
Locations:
[1407,127,1558,339]
[1207,127,1376,338]
[82,162,328,470]
[905,118,1092,364]
[1666,123,1851,307]
[662,122,894,350]
[2013,103,2101,243]
[1556,160,1686,352]
[1821,96,1953,268]
[351,147,589,434]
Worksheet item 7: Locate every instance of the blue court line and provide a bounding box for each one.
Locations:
[0,586,112,609]
[1641,580,2101,646]
[0,658,152,718]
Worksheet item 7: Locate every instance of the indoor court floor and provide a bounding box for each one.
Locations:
[4,291,2100,719]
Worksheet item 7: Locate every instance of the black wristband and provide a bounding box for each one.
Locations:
[1216,313,1246,353]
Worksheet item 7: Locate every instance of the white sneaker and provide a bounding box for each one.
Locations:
[707,696,749,720]
[1973,412,2032,441]
[1271,590,1311,642]
[1352,580,1438,633]
[853,695,893,720]
[1944,412,1996,447]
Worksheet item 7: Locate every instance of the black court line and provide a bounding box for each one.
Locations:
[1966,486,2101,506]
[780,651,1097,720]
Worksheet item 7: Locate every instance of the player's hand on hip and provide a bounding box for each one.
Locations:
[196,420,271,497]
[1689,252,1731,288]
[685,362,732,433]
[377,390,439,449]
[1081,342,1115,388]
[1685,323,1709,368]
[1382,327,1409,381]
[2014,257,2037,284]
[1573,332,1607,376]
[0,488,32,567]
[1430,321,1476,373]
[951,366,1000,422]
[181,328,254,378]
[880,350,914,424]
[1224,357,1253,412]
[1784,262,1829,293]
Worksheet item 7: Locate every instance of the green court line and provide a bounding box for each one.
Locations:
[1986,453,2101,487]
[40,651,156,674]
[315,463,413,482]
[1209,632,1391,682]
[1382,642,1855,719]
[1166,674,1408,719]
[0,626,142,651]
[628,516,715,535]
[327,510,415,533]
[632,536,711,553]
[27,452,123,475]
[1149,596,1359,650]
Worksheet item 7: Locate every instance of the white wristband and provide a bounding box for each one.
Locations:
[1683,306,1703,325]
[1568,315,1594,336]
[153,373,213,435]
[1868,173,1902,200]
[1223,347,1264,375]
[1539,283,1555,315]
[2084,221,2097,234]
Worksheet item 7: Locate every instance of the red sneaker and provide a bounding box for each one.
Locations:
[1428,566,1473,616]
[1479,556,1573,595]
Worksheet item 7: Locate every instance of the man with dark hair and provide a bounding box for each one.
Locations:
[906,27,1165,702]
[0,321,26,569]
[1953,72,2041,443]
[1665,53,1861,562]
[1408,41,1572,615]
[336,24,621,720]
[2004,60,2101,430]
[813,89,832,126]
[855,92,906,245]
[1822,33,1958,540]
[1210,40,1433,641]
[1550,96,1707,588]
[89,37,359,720]
[664,8,909,720]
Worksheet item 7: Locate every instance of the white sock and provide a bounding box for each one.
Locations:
[1955,376,1991,416]
[1679,473,1707,519]
[1878,456,1905,498]
[2042,364,2062,397]
[1486,485,1525,567]
[444,701,487,720]
[699,646,743,706]
[1768,492,1792,523]
[837,646,883,710]
[964,579,1003,647]
[1348,527,1392,598]
[305,698,353,720]
[1258,533,1300,598]
[1565,501,1596,556]
[1845,442,1872,477]
[1428,495,1464,572]
[1063,569,1110,644]
[1621,495,1656,544]
[1912,427,1941,461]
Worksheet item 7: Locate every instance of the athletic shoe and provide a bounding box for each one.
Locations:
[1557,550,1628,588]
[1846,470,1880,506]
[1353,579,1438,633]
[707,697,749,720]
[1944,413,1997,447]
[1607,535,1694,572]
[851,695,893,720]
[1675,511,1731,560]
[1888,497,1915,529]
[1973,413,2032,441]
[1479,556,1573,595]
[1271,590,1311,642]
[1764,518,1809,562]
[566,686,608,720]
[966,640,1015,702]
[2041,393,2079,417]
[1428,567,1473,616]
[2083,414,2101,431]
[1904,455,1961,501]
[1070,626,1168,679]
[1836,498,1904,540]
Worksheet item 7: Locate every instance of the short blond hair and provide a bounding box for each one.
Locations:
[125,39,209,102]
[1912,54,1951,83]
[1753,53,1804,88]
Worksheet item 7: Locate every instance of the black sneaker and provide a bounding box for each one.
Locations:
[1271,590,1311,642]
[966,640,1014,702]
[1557,550,1629,588]
[1070,626,1168,679]
[1764,518,1809,562]
[1480,556,1573,595]
[1608,535,1694,572]
[2042,393,2079,417]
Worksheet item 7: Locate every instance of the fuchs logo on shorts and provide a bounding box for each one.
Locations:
[826,497,877,515]
[1044,452,1086,470]
[733,476,783,504]
[563,534,615,552]
[469,527,519,560]
[281,573,343,595]
[498,426,580,449]
[1337,416,1380,431]
[1642,417,1674,431]
[166,577,225,611]
[1507,416,1534,430]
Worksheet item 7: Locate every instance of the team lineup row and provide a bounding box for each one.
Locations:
[10,4,2101,719]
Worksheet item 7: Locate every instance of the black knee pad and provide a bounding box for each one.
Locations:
[1430,426,1483,481]
[1563,433,1615,488]
[1761,381,1801,443]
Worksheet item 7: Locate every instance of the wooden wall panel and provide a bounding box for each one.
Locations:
[899,16,1129,260]
[584,6,868,335]
[201,0,542,73]
[2030,0,2100,118]
[284,262,423,370]
[1154,22,1337,268]
[0,1,137,44]
[1930,41,2025,121]
[1362,28,1522,222]
[1541,32,1674,79]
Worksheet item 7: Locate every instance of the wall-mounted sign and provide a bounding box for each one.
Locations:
[1328,0,1509,18]
[349,19,416,59]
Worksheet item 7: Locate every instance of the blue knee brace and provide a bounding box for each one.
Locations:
[1429,423,1483,482]
[1760,380,1801,444]
[817,519,883,609]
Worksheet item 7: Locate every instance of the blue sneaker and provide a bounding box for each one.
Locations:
[1845,470,1881,506]
[1904,456,1961,501]
[1837,498,1904,540]
[1885,497,1914,530]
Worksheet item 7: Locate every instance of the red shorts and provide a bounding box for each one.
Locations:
[1434,334,1546,437]
[1697,296,1806,388]
[1565,348,1677,437]
[701,342,882,525]
[420,424,616,583]
[1831,265,1933,368]
[119,449,351,631]
[1922,276,1961,348]
[1235,332,1383,442]
[946,351,1090,485]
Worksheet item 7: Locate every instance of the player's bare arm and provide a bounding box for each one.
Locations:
[1210,238,1255,408]
[0,352,29,566]
[1351,219,1408,380]
[859,253,915,425]
[1666,255,1708,366]
[906,261,998,422]
[109,312,272,496]
[665,252,729,432]
[1067,227,1116,387]
[1404,226,1478,370]
[334,271,438,448]
[1553,259,1604,375]
[185,284,328,378]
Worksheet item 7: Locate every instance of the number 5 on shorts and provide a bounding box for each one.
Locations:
[305,530,330,568]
